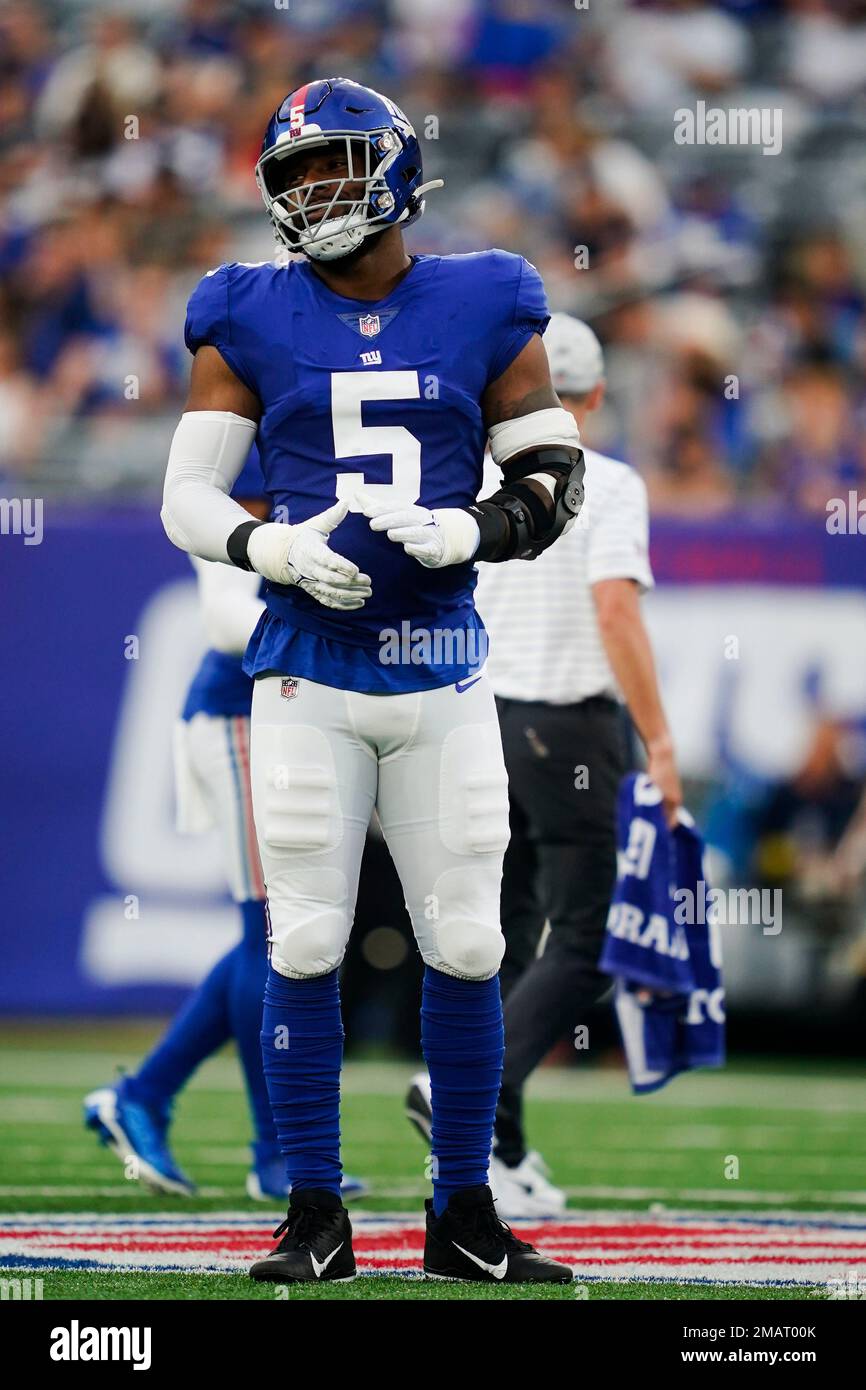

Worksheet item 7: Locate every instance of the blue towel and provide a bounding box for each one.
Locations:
[600,773,726,1095]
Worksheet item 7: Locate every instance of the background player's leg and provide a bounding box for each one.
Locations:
[496,699,626,1165]
[492,700,547,1166]
[228,898,275,1163]
[498,794,544,1001]
[84,986,221,1193]
[126,957,232,1112]
[120,710,265,1113]
[498,837,615,1121]
[194,715,283,1177]
[374,678,508,1215]
[87,712,267,1195]
[251,675,376,1197]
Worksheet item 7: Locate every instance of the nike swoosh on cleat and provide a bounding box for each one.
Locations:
[311,1242,343,1279]
[455,676,482,694]
[452,1242,507,1280]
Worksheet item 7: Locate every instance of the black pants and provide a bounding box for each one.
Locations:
[494,695,629,1164]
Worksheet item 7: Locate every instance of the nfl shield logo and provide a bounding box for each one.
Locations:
[359,314,380,338]
[280,677,299,700]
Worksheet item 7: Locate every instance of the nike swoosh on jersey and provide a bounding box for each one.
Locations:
[455,676,482,694]
[310,1242,343,1278]
[452,1242,507,1280]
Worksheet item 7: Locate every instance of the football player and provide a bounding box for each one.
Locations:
[161,78,584,1284]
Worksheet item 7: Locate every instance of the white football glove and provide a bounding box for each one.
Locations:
[359,493,479,569]
[246,500,371,610]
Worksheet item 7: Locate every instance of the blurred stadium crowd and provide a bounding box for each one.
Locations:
[1,0,866,509]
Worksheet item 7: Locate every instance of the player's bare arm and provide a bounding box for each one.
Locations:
[185,344,261,420]
[480,332,559,427]
[593,575,683,826]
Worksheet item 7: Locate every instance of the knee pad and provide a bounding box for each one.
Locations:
[268,867,350,979]
[252,724,342,855]
[439,723,510,857]
[420,865,505,980]
[434,918,505,980]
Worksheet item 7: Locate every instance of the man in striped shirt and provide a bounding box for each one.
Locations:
[475,314,682,1215]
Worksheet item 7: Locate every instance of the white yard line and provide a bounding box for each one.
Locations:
[0,1186,231,1198]
[560,1185,866,1206]
[2,1054,864,1113]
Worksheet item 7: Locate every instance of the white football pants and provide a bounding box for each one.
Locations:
[249,673,510,981]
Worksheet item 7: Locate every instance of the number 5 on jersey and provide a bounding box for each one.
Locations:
[331,371,422,511]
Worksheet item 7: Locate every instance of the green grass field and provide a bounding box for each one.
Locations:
[1,1022,864,1301]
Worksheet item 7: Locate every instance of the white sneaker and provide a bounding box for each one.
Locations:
[525,1150,554,1180]
[489,1152,567,1218]
[407,1071,567,1217]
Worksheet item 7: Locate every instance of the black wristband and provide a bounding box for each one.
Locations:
[226,519,263,571]
[465,501,517,562]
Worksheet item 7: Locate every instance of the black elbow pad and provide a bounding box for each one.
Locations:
[467,446,586,562]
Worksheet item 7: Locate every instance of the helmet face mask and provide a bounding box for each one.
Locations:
[255,78,442,263]
[257,129,401,262]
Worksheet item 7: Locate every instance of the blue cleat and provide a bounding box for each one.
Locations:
[246,1143,367,1203]
[83,1082,196,1197]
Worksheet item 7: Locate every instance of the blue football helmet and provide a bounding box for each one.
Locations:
[255,77,443,262]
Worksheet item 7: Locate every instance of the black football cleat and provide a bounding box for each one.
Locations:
[249,1188,356,1284]
[424,1185,573,1284]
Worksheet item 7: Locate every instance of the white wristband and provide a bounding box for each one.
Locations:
[431,509,481,565]
[246,522,295,585]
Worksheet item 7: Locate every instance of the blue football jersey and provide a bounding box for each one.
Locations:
[181,649,254,721]
[232,439,265,501]
[184,251,549,693]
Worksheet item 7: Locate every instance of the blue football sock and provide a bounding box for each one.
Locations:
[260,965,343,1197]
[228,899,277,1149]
[128,950,233,1112]
[421,966,504,1217]
[128,899,271,1138]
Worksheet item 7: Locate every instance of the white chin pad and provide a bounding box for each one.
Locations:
[488,406,580,467]
[303,217,366,261]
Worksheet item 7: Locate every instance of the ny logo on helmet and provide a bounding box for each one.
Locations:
[359,314,380,338]
[382,94,415,140]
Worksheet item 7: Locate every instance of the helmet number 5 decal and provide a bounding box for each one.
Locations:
[331,370,421,511]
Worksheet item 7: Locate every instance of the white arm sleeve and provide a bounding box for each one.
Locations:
[487,406,580,466]
[190,556,265,655]
[161,410,259,563]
